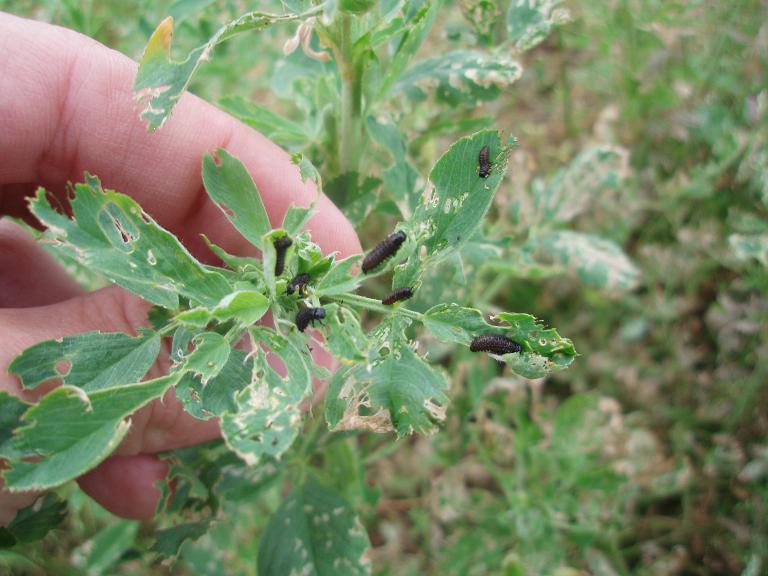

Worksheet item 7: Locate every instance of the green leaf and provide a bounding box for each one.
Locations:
[133,9,314,130]
[2,494,67,546]
[527,145,628,226]
[378,0,443,99]
[8,331,160,392]
[72,520,139,575]
[422,303,490,345]
[176,290,269,327]
[202,149,272,250]
[495,312,576,357]
[324,305,369,362]
[182,332,231,384]
[327,347,448,437]
[167,0,217,23]
[2,375,177,491]
[29,178,231,309]
[417,130,512,260]
[315,255,362,296]
[507,0,571,52]
[220,328,311,465]
[729,233,768,266]
[176,349,253,420]
[258,481,371,576]
[219,96,308,146]
[151,520,211,560]
[528,231,640,292]
[282,204,315,236]
[394,50,522,105]
[0,392,29,456]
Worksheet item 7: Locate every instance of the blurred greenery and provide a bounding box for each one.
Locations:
[1,0,767,574]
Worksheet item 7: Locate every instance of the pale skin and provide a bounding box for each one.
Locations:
[0,12,361,524]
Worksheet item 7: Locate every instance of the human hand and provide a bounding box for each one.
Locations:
[0,12,360,524]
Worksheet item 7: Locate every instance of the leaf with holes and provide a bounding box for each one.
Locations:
[258,481,371,576]
[1,375,176,491]
[507,0,571,52]
[8,331,160,393]
[29,177,232,309]
[416,130,512,261]
[220,328,311,465]
[180,332,231,384]
[202,149,272,250]
[326,347,448,437]
[394,50,522,106]
[527,231,640,292]
[134,9,315,130]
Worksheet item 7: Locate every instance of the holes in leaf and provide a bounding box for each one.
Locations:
[54,359,71,377]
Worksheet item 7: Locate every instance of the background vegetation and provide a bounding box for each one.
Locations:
[1,1,766,574]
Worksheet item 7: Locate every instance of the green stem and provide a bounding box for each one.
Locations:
[326,293,423,321]
[338,14,363,174]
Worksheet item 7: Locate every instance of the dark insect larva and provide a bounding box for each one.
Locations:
[295,307,326,332]
[286,273,311,295]
[362,230,407,274]
[478,145,491,179]
[381,287,414,305]
[273,235,292,276]
[469,334,522,355]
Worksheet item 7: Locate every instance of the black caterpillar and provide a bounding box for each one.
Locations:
[286,273,311,295]
[478,145,491,179]
[362,230,406,274]
[469,334,522,355]
[295,307,325,332]
[273,235,292,276]
[381,287,414,305]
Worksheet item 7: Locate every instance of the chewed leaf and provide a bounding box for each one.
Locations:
[2,376,176,491]
[151,520,211,561]
[4,493,68,546]
[417,130,513,261]
[528,231,641,292]
[495,312,576,357]
[258,481,371,576]
[182,332,231,384]
[176,350,252,420]
[220,328,311,465]
[134,10,314,131]
[29,178,232,309]
[323,304,369,362]
[8,331,160,393]
[507,0,571,52]
[202,149,272,250]
[326,347,449,437]
[394,50,522,106]
[526,145,629,226]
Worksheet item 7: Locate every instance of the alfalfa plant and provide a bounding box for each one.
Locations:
[0,1,638,571]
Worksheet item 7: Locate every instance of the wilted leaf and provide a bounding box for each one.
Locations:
[2,376,176,491]
[394,50,522,106]
[202,149,272,250]
[29,177,231,309]
[9,331,160,392]
[528,231,640,292]
[258,481,371,576]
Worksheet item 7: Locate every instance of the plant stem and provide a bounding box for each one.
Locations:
[338,14,363,174]
[326,293,423,321]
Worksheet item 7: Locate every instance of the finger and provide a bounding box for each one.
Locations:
[0,286,220,451]
[76,454,167,520]
[0,219,84,308]
[0,13,361,260]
